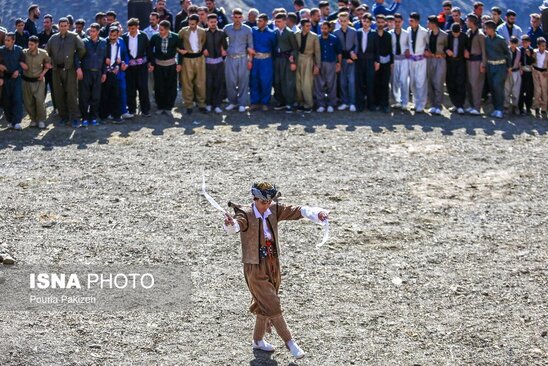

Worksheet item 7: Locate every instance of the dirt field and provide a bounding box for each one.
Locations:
[0,106,546,366]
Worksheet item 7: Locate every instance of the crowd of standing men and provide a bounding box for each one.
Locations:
[0,0,547,130]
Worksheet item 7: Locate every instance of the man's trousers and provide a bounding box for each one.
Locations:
[206,61,225,108]
[339,60,356,105]
[374,63,391,109]
[486,64,507,111]
[225,56,250,106]
[446,58,467,109]
[79,70,102,121]
[23,79,46,122]
[273,56,296,107]
[153,64,178,111]
[409,58,428,111]
[2,78,23,125]
[125,64,151,115]
[518,71,534,112]
[99,72,121,119]
[466,60,485,111]
[245,256,293,343]
[181,56,206,109]
[392,57,409,106]
[504,70,522,108]
[355,56,375,111]
[314,62,337,108]
[250,57,273,106]
[533,68,548,110]
[296,54,315,108]
[52,68,80,121]
[427,57,446,109]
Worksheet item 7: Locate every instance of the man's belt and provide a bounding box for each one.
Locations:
[155,58,176,66]
[394,54,407,60]
[358,53,375,60]
[430,54,445,59]
[511,67,520,72]
[84,68,101,72]
[449,57,465,61]
[183,52,203,59]
[128,57,147,66]
[205,57,224,64]
[468,54,483,61]
[275,50,293,59]
[259,239,277,259]
[410,54,425,61]
[379,55,391,64]
[534,65,547,72]
[56,63,66,69]
[341,50,352,59]
[254,52,271,59]
[227,52,247,59]
[487,59,507,65]
[22,75,40,82]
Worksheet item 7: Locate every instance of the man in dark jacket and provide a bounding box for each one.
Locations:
[79,23,107,126]
[123,18,151,117]
[445,23,467,114]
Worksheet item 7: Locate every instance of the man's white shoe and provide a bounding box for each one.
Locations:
[38,121,46,129]
[349,104,356,112]
[337,103,348,111]
[225,103,237,111]
[469,108,480,115]
[457,108,465,114]
[286,339,305,359]
[435,108,442,115]
[252,339,275,352]
[214,107,223,114]
[327,106,334,113]
[490,110,497,117]
[121,113,134,119]
[239,106,247,113]
[495,110,503,119]
[14,123,22,130]
[465,107,472,113]
[428,107,437,114]
[391,102,402,109]
[206,105,212,112]
[316,106,325,113]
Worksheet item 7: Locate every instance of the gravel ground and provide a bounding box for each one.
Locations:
[0,103,546,366]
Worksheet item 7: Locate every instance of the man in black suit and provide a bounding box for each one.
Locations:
[445,23,467,114]
[373,14,393,113]
[355,13,377,111]
[122,18,151,117]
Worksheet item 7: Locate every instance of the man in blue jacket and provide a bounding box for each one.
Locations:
[250,14,277,111]
[79,23,107,127]
[0,33,27,130]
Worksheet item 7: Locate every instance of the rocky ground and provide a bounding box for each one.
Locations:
[0,102,546,366]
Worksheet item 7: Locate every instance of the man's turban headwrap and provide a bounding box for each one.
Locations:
[251,182,279,201]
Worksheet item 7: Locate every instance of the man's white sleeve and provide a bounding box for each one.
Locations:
[223,221,241,234]
[300,206,327,224]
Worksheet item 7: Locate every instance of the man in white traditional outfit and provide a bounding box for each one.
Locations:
[390,13,410,110]
[407,12,429,113]
[223,182,328,360]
